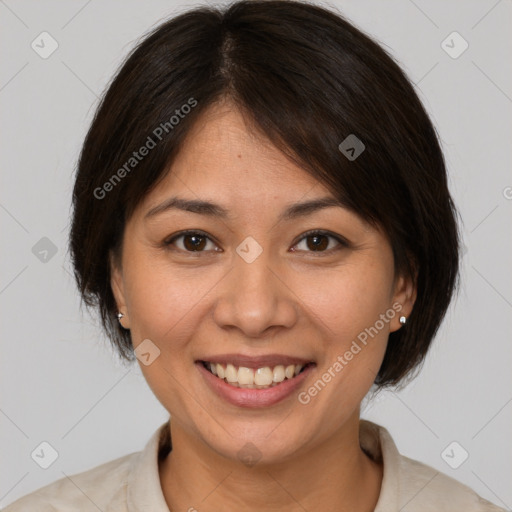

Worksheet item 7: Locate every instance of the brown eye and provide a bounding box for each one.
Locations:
[183,234,207,251]
[292,230,347,253]
[165,231,219,253]
[305,234,329,251]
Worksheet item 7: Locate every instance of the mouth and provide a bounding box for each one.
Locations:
[195,354,316,407]
[200,360,315,389]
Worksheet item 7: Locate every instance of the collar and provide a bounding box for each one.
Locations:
[359,419,400,510]
[124,418,400,511]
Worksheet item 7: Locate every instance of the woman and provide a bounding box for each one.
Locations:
[5,0,505,510]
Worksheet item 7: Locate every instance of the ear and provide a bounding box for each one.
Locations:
[389,271,417,333]
[110,251,130,329]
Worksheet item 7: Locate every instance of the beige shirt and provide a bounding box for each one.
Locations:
[4,419,505,511]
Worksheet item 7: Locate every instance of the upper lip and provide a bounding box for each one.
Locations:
[197,353,314,369]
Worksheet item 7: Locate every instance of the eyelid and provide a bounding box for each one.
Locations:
[164,229,349,253]
[291,229,350,251]
[164,229,222,250]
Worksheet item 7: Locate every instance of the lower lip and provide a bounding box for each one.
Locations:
[196,362,315,408]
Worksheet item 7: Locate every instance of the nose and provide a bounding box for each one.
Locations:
[212,248,299,339]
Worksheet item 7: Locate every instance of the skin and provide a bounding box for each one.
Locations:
[111,99,416,511]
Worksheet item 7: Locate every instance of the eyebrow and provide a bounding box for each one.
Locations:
[144,195,349,222]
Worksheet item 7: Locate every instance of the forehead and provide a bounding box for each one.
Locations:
[141,103,330,209]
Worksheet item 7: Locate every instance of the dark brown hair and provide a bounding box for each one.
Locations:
[69,0,460,387]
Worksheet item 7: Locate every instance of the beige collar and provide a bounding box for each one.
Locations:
[123,418,400,511]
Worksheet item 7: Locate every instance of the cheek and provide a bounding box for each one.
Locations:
[121,252,210,415]
[300,259,394,339]
[122,251,211,344]
[300,261,393,395]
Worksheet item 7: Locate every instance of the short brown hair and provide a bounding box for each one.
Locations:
[69,0,460,387]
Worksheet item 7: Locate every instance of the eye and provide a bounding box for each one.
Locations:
[291,230,347,253]
[164,229,348,254]
[164,230,221,253]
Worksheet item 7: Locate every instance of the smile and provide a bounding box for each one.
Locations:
[196,354,316,407]
[201,361,312,389]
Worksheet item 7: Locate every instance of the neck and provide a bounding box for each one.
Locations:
[159,412,383,512]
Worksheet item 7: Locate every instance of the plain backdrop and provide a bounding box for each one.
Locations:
[1,0,511,509]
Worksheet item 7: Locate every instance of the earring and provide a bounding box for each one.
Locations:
[117,312,124,322]
[399,316,407,325]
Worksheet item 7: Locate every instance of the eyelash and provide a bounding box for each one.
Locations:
[163,229,349,255]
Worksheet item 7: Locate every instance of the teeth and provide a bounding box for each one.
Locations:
[273,365,285,383]
[285,365,295,379]
[254,367,273,386]
[225,363,238,383]
[238,367,254,385]
[204,361,308,388]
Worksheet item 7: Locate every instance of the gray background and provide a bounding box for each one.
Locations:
[1,0,511,508]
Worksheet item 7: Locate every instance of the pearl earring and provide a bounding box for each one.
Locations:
[399,316,407,325]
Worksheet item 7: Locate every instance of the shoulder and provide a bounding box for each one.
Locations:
[397,454,506,511]
[2,452,138,512]
[360,421,507,512]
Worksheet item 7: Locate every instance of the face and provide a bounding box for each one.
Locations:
[111,101,415,464]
